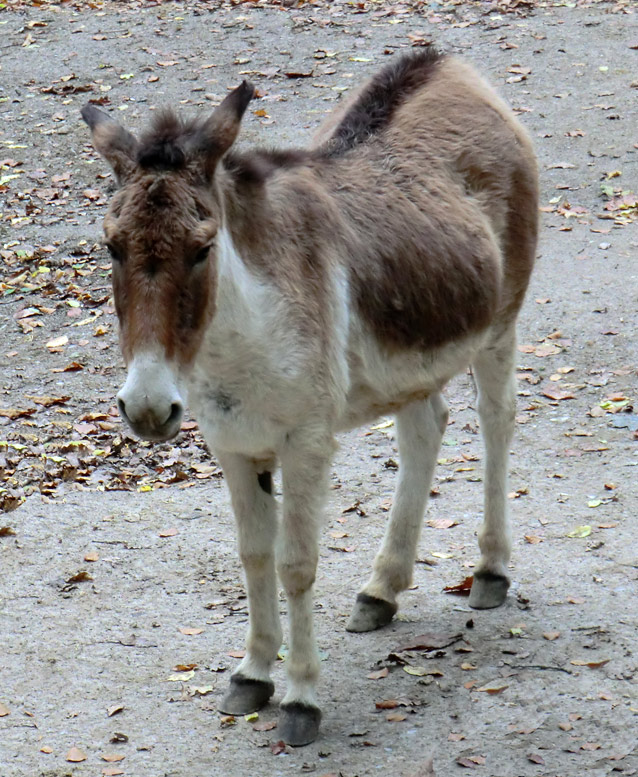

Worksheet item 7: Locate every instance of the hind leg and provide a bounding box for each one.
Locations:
[468,327,517,609]
[347,394,448,632]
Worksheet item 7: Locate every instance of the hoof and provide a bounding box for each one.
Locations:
[469,570,510,609]
[346,593,397,633]
[219,674,274,715]
[279,702,322,746]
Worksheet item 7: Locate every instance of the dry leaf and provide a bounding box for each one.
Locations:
[571,658,609,668]
[102,754,125,762]
[367,667,389,680]
[443,576,473,596]
[159,528,178,537]
[252,719,277,732]
[386,712,408,722]
[0,703,10,716]
[179,627,203,636]
[476,683,508,694]
[66,747,87,763]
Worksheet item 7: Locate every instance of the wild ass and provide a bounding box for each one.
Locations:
[81,49,538,746]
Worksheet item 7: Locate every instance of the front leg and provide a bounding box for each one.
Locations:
[276,431,333,746]
[216,452,282,715]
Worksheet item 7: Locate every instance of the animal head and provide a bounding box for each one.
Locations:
[81,82,254,440]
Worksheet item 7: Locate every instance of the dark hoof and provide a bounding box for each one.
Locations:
[469,570,510,609]
[279,702,322,746]
[346,593,397,633]
[219,674,274,715]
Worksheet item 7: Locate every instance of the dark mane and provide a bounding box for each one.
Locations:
[137,110,201,171]
[223,148,313,185]
[321,48,444,158]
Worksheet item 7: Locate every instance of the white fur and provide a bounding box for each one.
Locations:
[120,226,518,722]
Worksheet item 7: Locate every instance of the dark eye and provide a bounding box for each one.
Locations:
[106,243,122,263]
[192,244,211,266]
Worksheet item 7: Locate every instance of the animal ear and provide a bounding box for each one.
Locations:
[195,81,255,177]
[81,104,139,185]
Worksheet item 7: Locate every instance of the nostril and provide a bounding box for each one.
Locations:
[117,397,128,421]
[167,402,183,425]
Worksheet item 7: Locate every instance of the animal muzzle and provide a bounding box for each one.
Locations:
[116,352,185,441]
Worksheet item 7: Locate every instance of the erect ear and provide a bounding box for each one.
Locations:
[80,104,139,185]
[194,80,255,178]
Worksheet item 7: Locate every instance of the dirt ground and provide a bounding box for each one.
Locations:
[1,1,637,776]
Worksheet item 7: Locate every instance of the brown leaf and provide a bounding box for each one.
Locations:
[84,552,99,562]
[179,627,203,636]
[102,769,125,776]
[227,650,246,659]
[102,754,125,762]
[270,739,288,754]
[581,742,601,751]
[66,747,87,763]
[40,746,53,753]
[0,407,37,419]
[0,703,10,716]
[367,667,389,680]
[29,395,70,407]
[570,658,609,668]
[375,699,399,710]
[397,632,463,652]
[476,683,508,694]
[0,527,16,537]
[543,632,560,641]
[527,753,545,765]
[386,712,407,722]
[252,719,277,731]
[106,704,124,717]
[443,576,473,596]
[542,383,575,401]
[66,571,92,584]
[426,517,458,529]
[173,664,197,672]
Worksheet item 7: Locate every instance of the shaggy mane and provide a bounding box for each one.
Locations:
[321,48,444,158]
[137,110,202,171]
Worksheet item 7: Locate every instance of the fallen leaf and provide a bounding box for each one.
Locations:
[375,699,399,710]
[443,576,473,596]
[179,627,203,636]
[46,335,68,349]
[158,528,178,537]
[567,525,592,538]
[527,753,545,765]
[106,704,124,717]
[84,552,99,562]
[543,632,560,641]
[0,703,10,716]
[476,683,508,694]
[386,712,407,722]
[571,658,609,668]
[102,754,125,762]
[427,517,458,529]
[40,746,53,753]
[66,747,87,763]
[367,667,389,680]
[0,527,16,537]
[252,719,277,731]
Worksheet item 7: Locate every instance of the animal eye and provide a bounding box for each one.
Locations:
[106,243,123,263]
[192,245,212,266]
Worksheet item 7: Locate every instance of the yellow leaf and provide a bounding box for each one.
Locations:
[46,335,68,348]
[567,525,592,538]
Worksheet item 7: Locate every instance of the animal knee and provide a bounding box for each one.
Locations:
[277,559,317,597]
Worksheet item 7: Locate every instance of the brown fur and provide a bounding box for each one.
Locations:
[84,50,537,365]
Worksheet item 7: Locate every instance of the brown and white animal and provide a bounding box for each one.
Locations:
[81,49,538,746]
